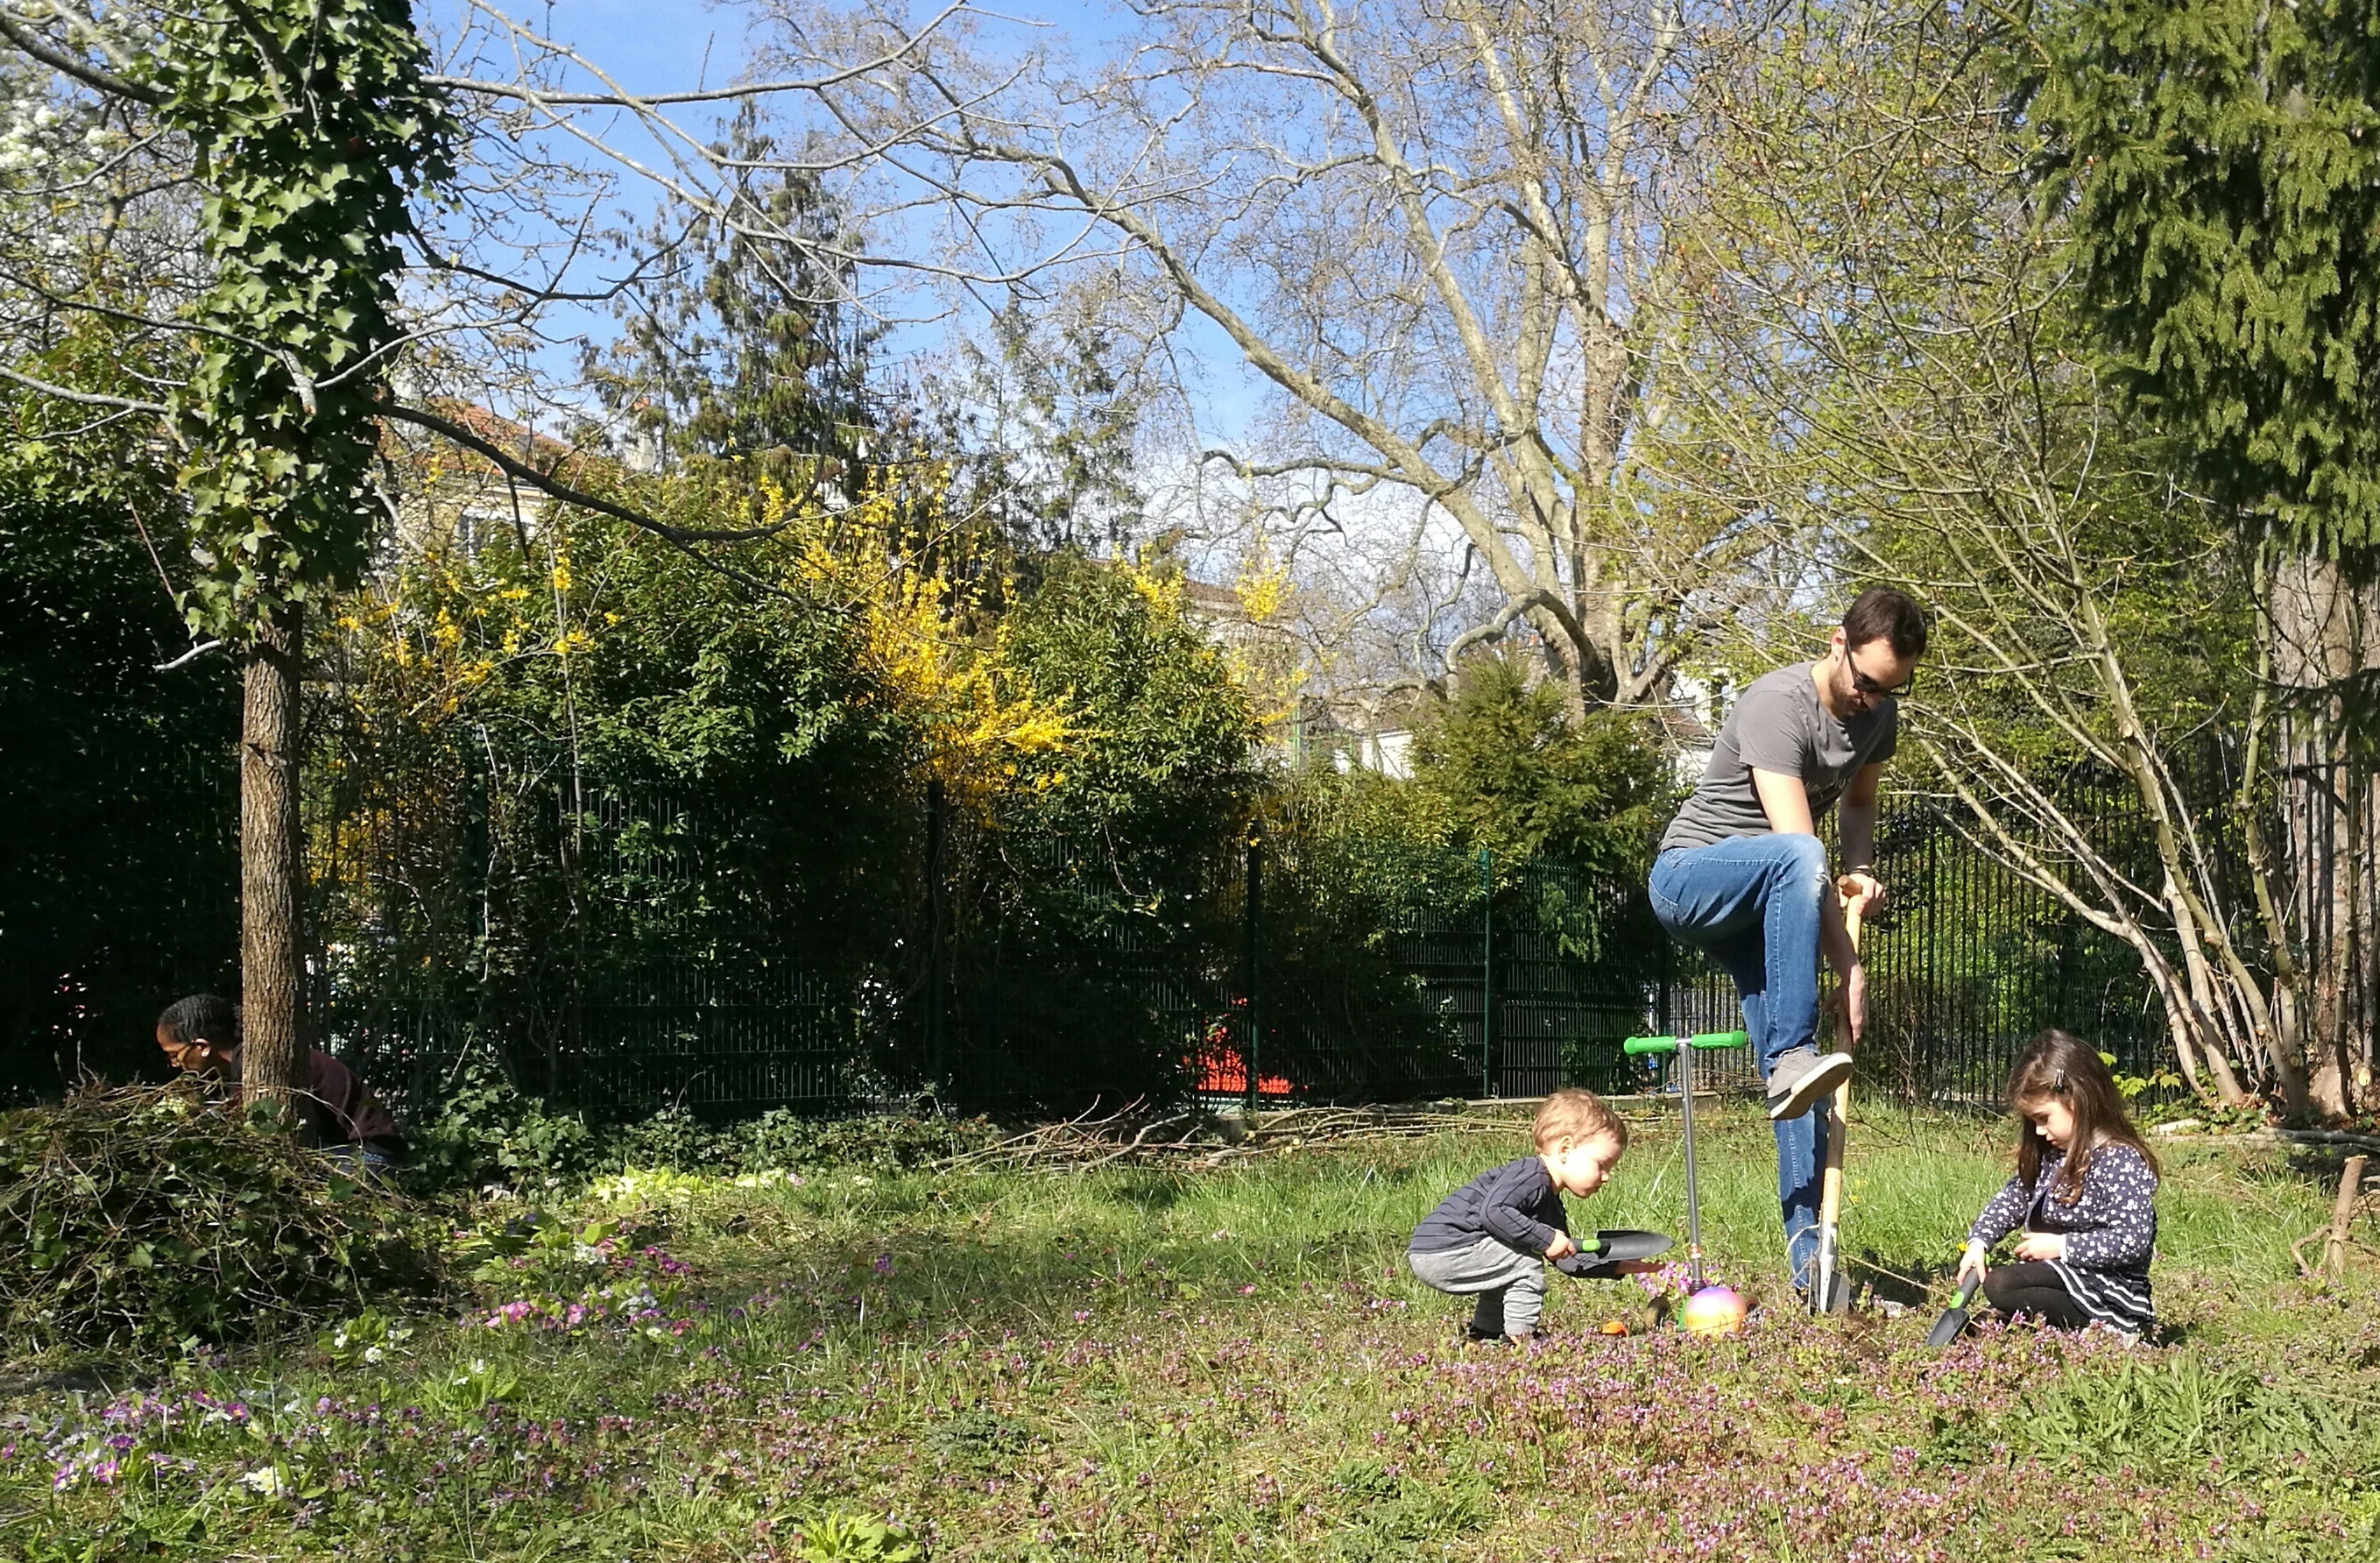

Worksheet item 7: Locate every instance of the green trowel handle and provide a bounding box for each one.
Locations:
[1622,1030,1750,1057]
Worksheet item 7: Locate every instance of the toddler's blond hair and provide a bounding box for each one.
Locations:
[1532,1086,1626,1154]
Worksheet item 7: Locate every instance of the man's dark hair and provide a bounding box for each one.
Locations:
[1842,587,1927,659]
[158,993,239,1049]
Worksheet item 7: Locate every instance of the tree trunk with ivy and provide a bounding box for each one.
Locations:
[144,0,457,1114]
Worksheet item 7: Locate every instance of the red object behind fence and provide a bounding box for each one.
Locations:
[1193,1047,1292,1098]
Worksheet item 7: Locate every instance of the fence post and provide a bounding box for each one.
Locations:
[927,778,947,1086]
[1244,835,1262,1114]
[1479,846,1494,1098]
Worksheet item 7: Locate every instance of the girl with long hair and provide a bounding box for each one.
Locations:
[1956,1029,2160,1338]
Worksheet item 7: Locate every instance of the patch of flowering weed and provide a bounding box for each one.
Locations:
[0,1277,2348,1561]
[7,1135,2379,1561]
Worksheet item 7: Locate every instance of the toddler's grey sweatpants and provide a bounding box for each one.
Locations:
[1408,1237,1546,1337]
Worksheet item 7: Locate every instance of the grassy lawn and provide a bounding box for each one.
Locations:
[5,1104,2376,1562]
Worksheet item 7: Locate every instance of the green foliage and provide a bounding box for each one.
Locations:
[318,506,915,1090]
[313,1306,413,1369]
[0,1083,431,1350]
[2026,0,2380,569]
[762,1107,1005,1170]
[401,1057,602,1192]
[929,555,1259,1107]
[786,1511,922,1563]
[557,521,895,806]
[449,1210,662,1291]
[150,0,457,633]
[426,1354,522,1415]
[610,1105,1000,1178]
[0,468,237,1099]
[1988,1355,2380,1491]
[1267,765,1467,905]
[941,295,1150,554]
[999,554,1256,868]
[926,1408,1038,1469]
[2107,1050,2188,1107]
[1408,655,1675,872]
[1327,1463,1490,1562]
[405,1061,999,1192]
[1208,672,1679,1103]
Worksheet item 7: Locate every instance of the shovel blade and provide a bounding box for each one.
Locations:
[1925,1306,1972,1348]
[1590,1228,1674,1262]
[1810,1226,1842,1313]
[1552,1229,1673,1279]
[1926,1278,1982,1347]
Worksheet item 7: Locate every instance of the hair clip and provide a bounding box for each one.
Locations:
[2052,1067,2068,1093]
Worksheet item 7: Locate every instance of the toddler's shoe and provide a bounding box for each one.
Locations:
[1766,1047,1853,1120]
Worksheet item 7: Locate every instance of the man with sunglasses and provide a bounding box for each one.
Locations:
[1647,587,1926,1298]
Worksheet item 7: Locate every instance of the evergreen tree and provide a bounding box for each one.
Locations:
[590,104,873,472]
[1409,656,1672,873]
[2023,0,2380,572]
[2024,0,2380,1111]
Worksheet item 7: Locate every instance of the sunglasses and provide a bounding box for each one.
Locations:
[1847,658,1916,699]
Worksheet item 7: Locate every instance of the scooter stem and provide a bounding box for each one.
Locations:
[1678,1035,1702,1291]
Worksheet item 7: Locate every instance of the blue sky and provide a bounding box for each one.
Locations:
[416,1,1268,441]
[519,0,759,95]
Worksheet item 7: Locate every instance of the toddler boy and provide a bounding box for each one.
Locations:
[1408,1087,1633,1343]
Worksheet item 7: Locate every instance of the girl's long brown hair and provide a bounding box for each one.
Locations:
[2008,1029,2159,1201]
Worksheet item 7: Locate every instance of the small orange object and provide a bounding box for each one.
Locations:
[1598,1318,1630,1336]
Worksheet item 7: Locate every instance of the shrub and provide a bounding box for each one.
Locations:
[736,1107,1001,1173]
[598,1103,1002,1177]
[402,1057,602,1192]
[407,1075,1002,1192]
[0,1084,434,1352]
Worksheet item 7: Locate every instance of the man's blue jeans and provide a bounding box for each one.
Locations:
[1649,835,1834,1291]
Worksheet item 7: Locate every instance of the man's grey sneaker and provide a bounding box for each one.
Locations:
[1766,1048,1854,1121]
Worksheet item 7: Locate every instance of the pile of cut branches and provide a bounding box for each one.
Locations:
[936,1101,1520,1174]
[0,1083,434,1353]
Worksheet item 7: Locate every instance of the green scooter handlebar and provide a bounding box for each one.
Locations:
[1621,1030,1750,1056]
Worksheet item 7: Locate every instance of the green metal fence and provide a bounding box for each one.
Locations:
[4,732,2183,1120]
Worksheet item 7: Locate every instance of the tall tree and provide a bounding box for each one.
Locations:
[1670,0,2291,1107]
[781,0,1797,715]
[0,0,459,1111]
[2025,0,2380,1112]
[159,0,456,1111]
[2023,0,2380,576]
[587,103,873,473]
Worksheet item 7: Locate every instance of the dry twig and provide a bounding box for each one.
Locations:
[935,1101,1520,1174]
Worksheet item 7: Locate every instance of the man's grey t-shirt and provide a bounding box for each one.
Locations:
[1659,661,1898,852]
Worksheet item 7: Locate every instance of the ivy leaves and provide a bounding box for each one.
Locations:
[150,0,456,639]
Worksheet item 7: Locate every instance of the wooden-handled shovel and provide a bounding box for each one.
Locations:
[1812,876,1868,1314]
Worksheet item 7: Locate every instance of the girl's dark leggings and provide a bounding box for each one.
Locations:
[1981,1261,2092,1328]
